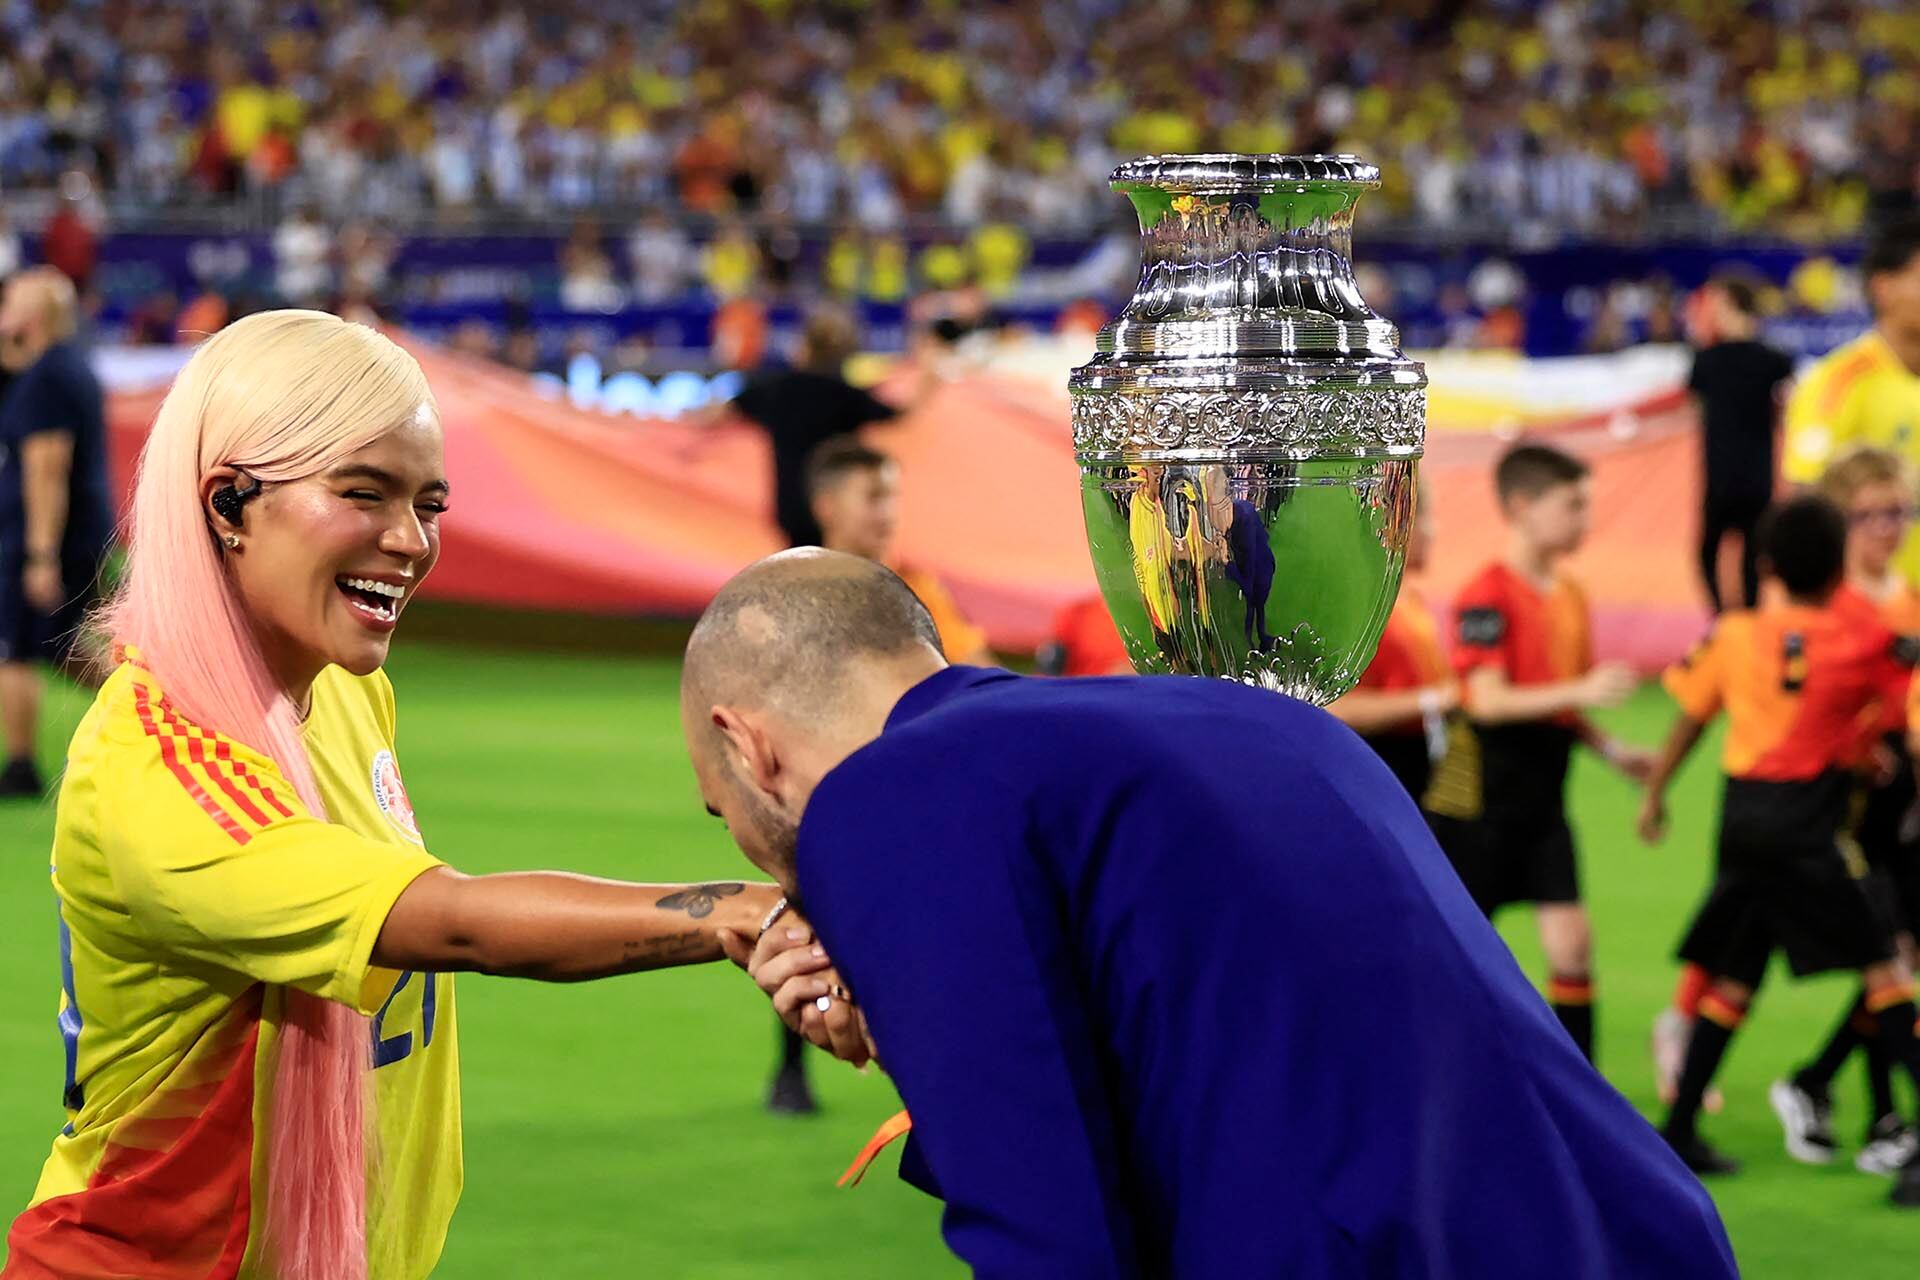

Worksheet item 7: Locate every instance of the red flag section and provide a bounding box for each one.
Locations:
[103,338,1710,667]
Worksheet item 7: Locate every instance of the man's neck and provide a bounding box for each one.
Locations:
[1504,536,1558,588]
[1878,322,1920,378]
[791,650,949,803]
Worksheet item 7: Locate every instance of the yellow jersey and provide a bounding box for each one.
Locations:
[3,656,461,1280]
[1782,330,1920,578]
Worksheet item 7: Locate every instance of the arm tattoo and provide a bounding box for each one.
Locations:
[624,929,707,960]
[653,882,745,919]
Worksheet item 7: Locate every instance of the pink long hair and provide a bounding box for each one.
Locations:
[107,311,436,1280]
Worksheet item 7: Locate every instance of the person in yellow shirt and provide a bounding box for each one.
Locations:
[0,311,794,1280]
[805,436,991,666]
[1783,219,1920,578]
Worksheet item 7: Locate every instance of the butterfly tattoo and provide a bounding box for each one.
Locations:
[655,882,746,919]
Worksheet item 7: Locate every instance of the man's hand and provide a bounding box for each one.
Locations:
[22,557,61,613]
[719,916,874,1068]
[1637,792,1668,845]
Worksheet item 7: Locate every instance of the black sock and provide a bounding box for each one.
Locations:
[1668,997,1742,1140]
[779,1020,806,1071]
[1868,992,1920,1104]
[1795,992,1868,1099]
[1867,1037,1898,1125]
[1547,974,1595,1062]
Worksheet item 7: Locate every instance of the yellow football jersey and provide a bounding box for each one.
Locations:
[3,655,461,1280]
[1782,329,1920,579]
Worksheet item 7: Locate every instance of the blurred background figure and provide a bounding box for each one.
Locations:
[804,437,990,667]
[1687,276,1795,612]
[0,268,111,798]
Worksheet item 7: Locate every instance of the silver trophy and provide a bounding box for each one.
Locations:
[1070,154,1426,704]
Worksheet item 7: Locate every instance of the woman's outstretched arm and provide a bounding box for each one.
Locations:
[374,866,780,981]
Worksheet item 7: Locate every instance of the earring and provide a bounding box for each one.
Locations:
[222,533,240,549]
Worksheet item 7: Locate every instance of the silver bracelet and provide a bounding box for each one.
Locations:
[756,896,791,940]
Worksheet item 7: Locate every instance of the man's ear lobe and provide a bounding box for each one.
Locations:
[712,706,780,794]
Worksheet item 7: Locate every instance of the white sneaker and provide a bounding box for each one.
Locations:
[1770,1079,1838,1165]
[1858,1117,1919,1177]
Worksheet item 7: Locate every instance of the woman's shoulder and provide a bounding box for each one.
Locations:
[311,665,398,741]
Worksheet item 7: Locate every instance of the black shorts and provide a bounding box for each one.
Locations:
[1677,833,1893,988]
[0,549,108,665]
[1855,736,1920,935]
[1430,808,1581,915]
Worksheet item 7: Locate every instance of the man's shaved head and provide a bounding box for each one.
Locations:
[684,549,943,728]
[682,549,949,891]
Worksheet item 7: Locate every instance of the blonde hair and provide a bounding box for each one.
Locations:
[106,310,435,1280]
[1818,445,1913,506]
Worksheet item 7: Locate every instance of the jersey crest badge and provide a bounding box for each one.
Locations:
[370,749,422,844]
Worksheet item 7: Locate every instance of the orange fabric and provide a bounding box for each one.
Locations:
[898,565,990,662]
[1818,349,1883,419]
[1837,583,1920,734]
[3,993,259,1280]
[1452,563,1592,726]
[1698,993,1747,1029]
[1357,589,1451,733]
[838,1110,914,1189]
[1545,977,1594,1005]
[1672,964,1711,1018]
[1049,596,1131,676]
[1664,604,1908,779]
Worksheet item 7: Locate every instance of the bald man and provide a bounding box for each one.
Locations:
[684,551,1736,1280]
[0,268,112,798]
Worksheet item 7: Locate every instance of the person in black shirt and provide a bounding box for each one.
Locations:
[0,268,114,798]
[1687,276,1796,611]
[728,305,908,549]
[723,302,938,1114]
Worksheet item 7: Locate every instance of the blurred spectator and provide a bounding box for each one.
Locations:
[711,297,769,373]
[11,1,1909,240]
[338,222,397,301]
[175,290,230,342]
[41,172,101,293]
[448,319,500,361]
[725,304,904,548]
[126,292,179,345]
[501,327,542,373]
[560,221,624,311]
[701,221,761,302]
[628,211,694,304]
[273,205,333,307]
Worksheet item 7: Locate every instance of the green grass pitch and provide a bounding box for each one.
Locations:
[0,643,1910,1277]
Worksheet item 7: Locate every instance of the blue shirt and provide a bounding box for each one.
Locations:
[0,341,113,563]
[798,667,1736,1279]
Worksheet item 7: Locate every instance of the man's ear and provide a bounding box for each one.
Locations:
[711,705,780,797]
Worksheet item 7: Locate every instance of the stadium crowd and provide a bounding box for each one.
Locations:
[1,0,1917,242]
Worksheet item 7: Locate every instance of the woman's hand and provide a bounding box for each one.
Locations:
[720,915,876,1068]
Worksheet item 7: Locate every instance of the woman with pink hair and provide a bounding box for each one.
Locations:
[1,311,784,1279]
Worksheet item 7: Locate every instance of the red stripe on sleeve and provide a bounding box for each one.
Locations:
[213,741,296,819]
[156,706,271,829]
[132,684,252,847]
